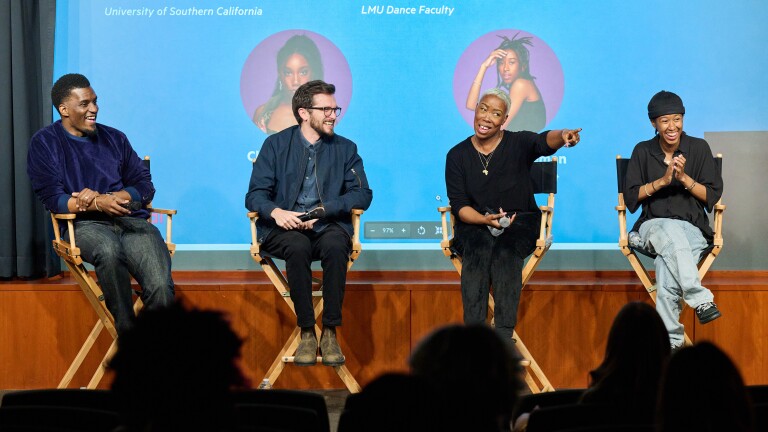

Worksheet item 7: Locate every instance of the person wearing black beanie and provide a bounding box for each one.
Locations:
[622,91,724,351]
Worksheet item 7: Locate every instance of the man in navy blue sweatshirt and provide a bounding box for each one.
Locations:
[27,73,175,335]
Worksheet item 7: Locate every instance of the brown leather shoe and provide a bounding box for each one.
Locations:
[320,327,345,366]
[294,328,317,366]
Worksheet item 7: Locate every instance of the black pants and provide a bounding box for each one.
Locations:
[261,223,351,328]
[454,212,539,338]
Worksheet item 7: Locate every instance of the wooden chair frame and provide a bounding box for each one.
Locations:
[248,209,364,393]
[437,157,558,393]
[615,154,725,347]
[51,156,177,389]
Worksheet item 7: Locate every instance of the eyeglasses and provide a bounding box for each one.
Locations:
[306,106,342,117]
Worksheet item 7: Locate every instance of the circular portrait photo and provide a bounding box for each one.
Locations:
[453,30,564,132]
[240,30,352,135]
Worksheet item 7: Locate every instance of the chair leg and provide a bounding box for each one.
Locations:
[334,365,362,393]
[266,326,301,386]
[58,319,105,388]
[59,289,144,389]
[487,296,553,393]
[262,288,363,393]
[514,331,554,393]
[87,339,117,389]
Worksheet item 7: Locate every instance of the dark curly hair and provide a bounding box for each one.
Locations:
[51,73,91,112]
[292,80,336,124]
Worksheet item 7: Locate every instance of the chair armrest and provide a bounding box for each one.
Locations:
[247,212,260,255]
[350,209,364,261]
[712,200,725,244]
[148,207,177,215]
[50,213,81,260]
[437,206,454,252]
[351,209,364,241]
[539,205,553,213]
[146,205,177,252]
[616,193,629,241]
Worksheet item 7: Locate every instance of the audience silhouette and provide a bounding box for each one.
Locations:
[579,301,670,422]
[409,323,525,431]
[338,372,439,432]
[657,341,755,432]
[109,300,247,431]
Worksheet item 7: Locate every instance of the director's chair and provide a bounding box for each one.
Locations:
[615,154,725,346]
[248,209,364,393]
[52,156,177,389]
[438,156,558,393]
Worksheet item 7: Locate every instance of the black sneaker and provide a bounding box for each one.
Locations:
[695,302,722,324]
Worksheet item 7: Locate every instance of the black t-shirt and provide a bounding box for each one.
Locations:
[445,130,555,216]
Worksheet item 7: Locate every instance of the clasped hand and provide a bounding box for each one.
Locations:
[661,155,687,186]
[270,208,316,231]
[73,189,131,216]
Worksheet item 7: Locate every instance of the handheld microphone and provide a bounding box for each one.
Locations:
[298,206,326,222]
[484,207,509,237]
[498,215,511,228]
[121,201,143,211]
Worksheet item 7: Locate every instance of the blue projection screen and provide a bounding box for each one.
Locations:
[53,0,768,250]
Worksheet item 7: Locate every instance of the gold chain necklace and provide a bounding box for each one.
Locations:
[473,132,503,175]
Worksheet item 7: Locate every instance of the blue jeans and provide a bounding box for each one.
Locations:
[69,217,175,335]
[638,218,712,348]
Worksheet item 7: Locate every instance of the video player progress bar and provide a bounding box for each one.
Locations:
[364,222,444,239]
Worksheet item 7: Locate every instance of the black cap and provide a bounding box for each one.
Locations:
[648,91,685,120]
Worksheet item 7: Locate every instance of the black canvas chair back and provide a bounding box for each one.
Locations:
[530,157,558,194]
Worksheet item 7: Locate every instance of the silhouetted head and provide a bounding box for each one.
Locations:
[409,324,524,429]
[580,302,670,418]
[657,341,754,432]
[340,373,439,432]
[110,300,246,431]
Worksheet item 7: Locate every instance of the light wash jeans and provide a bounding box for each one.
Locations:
[638,218,712,348]
[67,217,175,335]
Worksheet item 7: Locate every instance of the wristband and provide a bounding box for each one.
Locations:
[686,180,697,191]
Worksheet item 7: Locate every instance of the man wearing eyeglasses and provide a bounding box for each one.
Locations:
[246,80,373,366]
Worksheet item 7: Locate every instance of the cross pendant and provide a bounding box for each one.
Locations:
[483,169,488,175]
